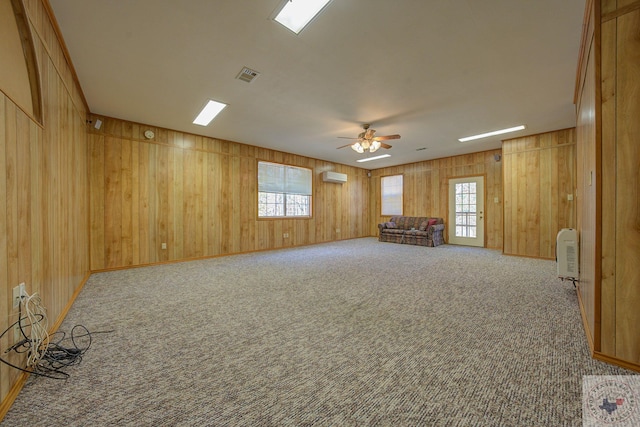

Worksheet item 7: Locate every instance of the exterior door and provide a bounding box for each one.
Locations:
[448,176,485,247]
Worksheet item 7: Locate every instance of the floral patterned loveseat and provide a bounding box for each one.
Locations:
[377,216,445,247]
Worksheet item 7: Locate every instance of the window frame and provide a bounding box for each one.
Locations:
[257,161,313,219]
[380,174,404,216]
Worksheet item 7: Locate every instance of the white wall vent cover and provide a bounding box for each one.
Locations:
[236,67,260,83]
[323,171,347,184]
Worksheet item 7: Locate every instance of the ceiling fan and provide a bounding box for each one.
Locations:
[337,124,401,153]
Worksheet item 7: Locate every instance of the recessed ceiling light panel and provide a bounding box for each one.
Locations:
[193,100,227,126]
[357,154,391,163]
[273,0,332,34]
[458,125,526,142]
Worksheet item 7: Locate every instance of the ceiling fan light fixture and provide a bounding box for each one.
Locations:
[351,143,364,153]
[338,124,400,154]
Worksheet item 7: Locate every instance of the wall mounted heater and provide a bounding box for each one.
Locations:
[557,228,579,279]
[322,171,347,184]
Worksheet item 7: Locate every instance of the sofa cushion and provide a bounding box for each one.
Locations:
[383,228,405,235]
[418,221,428,231]
[384,221,397,229]
[427,218,438,228]
[394,216,430,230]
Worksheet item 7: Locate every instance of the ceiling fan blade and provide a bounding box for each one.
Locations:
[336,143,354,149]
[374,134,401,141]
[380,142,392,149]
[337,136,359,139]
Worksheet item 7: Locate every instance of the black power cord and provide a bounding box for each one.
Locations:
[1,297,113,379]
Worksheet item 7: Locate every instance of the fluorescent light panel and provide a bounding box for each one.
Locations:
[458,125,526,142]
[274,0,332,34]
[193,100,227,126]
[357,154,391,163]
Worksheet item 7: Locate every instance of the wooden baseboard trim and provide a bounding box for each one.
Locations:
[575,285,640,373]
[501,252,555,261]
[0,372,29,422]
[575,283,596,354]
[593,352,640,373]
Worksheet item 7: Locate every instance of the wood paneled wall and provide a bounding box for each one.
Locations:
[604,0,640,366]
[600,0,640,364]
[576,0,640,370]
[1,0,90,414]
[370,150,503,249]
[502,128,577,259]
[88,117,371,270]
[576,0,599,355]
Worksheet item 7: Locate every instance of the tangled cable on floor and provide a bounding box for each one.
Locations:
[1,291,109,380]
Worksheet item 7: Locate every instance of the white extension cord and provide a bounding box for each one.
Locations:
[19,291,50,367]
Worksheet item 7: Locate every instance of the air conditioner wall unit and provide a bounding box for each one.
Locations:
[322,171,347,184]
[557,228,579,279]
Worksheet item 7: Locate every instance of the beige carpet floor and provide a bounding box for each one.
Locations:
[1,238,636,426]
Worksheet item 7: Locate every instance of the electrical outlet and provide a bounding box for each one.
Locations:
[12,283,26,308]
[336,229,341,233]
[283,233,289,238]
[161,242,167,250]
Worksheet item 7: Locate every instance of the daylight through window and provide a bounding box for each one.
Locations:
[381,174,403,216]
[258,161,312,218]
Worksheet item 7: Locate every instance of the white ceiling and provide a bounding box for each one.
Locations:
[48,0,585,169]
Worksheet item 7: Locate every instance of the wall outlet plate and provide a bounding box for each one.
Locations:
[13,283,26,308]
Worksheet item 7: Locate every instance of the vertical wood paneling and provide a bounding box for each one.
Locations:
[370,149,503,249]
[577,31,598,350]
[138,141,150,264]
[576,0,640,368]
[87,116,372,269]
[614,8,640,363]
[104,137,122,268]
[0,96,11,401]
[502,152,512,254]
[502,129,577,259]
[1,0,90,412]
[5,101,19,302]
[89,134,105,269]
[157,145,169,262]
[121,137,133,266]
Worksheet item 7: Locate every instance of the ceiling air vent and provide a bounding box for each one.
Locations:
[236,67,260,83]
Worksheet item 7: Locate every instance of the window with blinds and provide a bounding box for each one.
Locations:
[258,161,312,218]
[381,174,403,216]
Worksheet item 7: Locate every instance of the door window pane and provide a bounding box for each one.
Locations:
[454,180,478,238]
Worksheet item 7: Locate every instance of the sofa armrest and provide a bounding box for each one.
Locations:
[428,223,445,236]
[378,223,386,233]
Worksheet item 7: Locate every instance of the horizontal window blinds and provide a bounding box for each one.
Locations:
[381,174,403,215]
[258,162,312,195]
